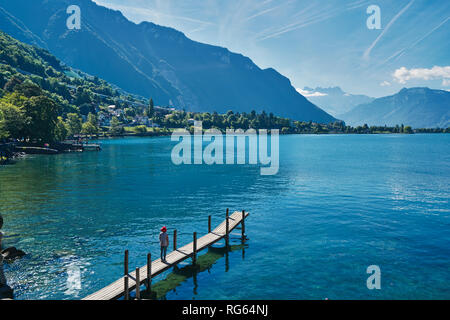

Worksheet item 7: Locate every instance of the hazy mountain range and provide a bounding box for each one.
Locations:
[341,87,450,128]
[0,0,335,123]
[297,86,374,117]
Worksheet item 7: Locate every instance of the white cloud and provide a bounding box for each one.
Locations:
[380,81,391,87]
[296,88,328,97]
[393,66,450,84]
[442,79,450,87]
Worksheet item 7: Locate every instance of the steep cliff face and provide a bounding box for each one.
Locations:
[0,0,336,123]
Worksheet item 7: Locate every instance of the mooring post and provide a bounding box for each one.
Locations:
[146,253,152,291]
[135,267,141,300]
[174,229,177,251]
[241,210,246,242]
[208,215,212,233]
[225,208,230,248]
[124,250,129,300]
[193,232,197,265]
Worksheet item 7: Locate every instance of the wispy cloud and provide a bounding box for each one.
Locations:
[93,0,215,26]
[379,16,449,67]
[363,0,415,60]
[243,1,293,22]
[255,1,371,42]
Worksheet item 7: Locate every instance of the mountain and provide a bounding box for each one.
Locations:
[340,87,450,128]
[0,0,335,123]
[297,86,374,117]
[0,29,146,113]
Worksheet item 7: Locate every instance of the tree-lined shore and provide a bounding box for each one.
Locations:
[0,30,448,161]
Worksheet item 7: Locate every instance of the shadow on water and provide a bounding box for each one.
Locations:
[141,242,248,300]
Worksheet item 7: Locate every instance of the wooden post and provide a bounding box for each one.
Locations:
[124,250,129,300]
[193,232,197,265]
[146,253,152,291]
[225,208,229,248]
[173,229,177,251]
[241,210,246,242]
[135,267,140,300]
[208,215,212,233]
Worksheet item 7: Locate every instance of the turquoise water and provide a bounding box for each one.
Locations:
[0,134,449,300]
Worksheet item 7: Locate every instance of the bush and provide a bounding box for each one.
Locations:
[133,125,147,134]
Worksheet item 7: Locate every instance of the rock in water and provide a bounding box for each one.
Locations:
[0,285,13,299]
[2,247,26,261]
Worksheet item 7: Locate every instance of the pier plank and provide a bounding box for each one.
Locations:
[83,210,248,300]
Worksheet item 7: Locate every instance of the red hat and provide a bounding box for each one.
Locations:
[161,226,167,232]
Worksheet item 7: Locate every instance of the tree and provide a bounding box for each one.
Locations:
[87,113,98,129]
[0,74,6,89]
[3,76,22,92]
[281,127,290,134]
[148,98,154,118]
[66,113,82,137]
[54,116,68,141]
[0,101,27,139]
[109,116,123,135]
[15,81,42,98]
[82,122,98,135]
[79,103,94,116]
[133,125,147,134]
[403,126,413,134]
[23,95,60,142]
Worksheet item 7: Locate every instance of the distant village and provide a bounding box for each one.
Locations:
[91,102,177,129]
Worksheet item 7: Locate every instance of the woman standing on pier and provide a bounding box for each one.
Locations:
[159,226,169,262]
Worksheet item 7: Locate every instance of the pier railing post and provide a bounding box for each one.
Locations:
[225,208,229,248]
[193,232,197,265]
[174,229,177,251]
[242,210,246,242]
[146,253,152,291]
[124,250,129,300]
[135,267,140,300]
[208,215,211,233]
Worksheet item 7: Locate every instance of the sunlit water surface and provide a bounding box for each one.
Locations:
[0,134,449,300]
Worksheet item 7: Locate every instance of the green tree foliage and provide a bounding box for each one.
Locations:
[81,113,99,135]
[109,116,123,135]
[66,113,82,137]
[0,30,149,141]
[82,122,98,135]
[0,100,27,139]
[148,98,154,118]
[133,125,147,134]
[403,126,413,134]
[3,75,22,92]
[23,95,60,142]
[54,116,68,141]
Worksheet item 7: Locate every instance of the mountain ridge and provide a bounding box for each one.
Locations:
[340,87,450,128]
[298,86,374,117]
[0,0,336,123]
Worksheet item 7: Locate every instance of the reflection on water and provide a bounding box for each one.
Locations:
[140,242,247,300]
[0,135,449,300]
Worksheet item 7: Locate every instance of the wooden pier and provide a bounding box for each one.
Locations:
[83,209,249,300]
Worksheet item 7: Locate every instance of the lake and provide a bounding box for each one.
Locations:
[0,134,449,300]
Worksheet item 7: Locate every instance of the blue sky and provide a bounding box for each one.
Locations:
[93,0,449,97]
